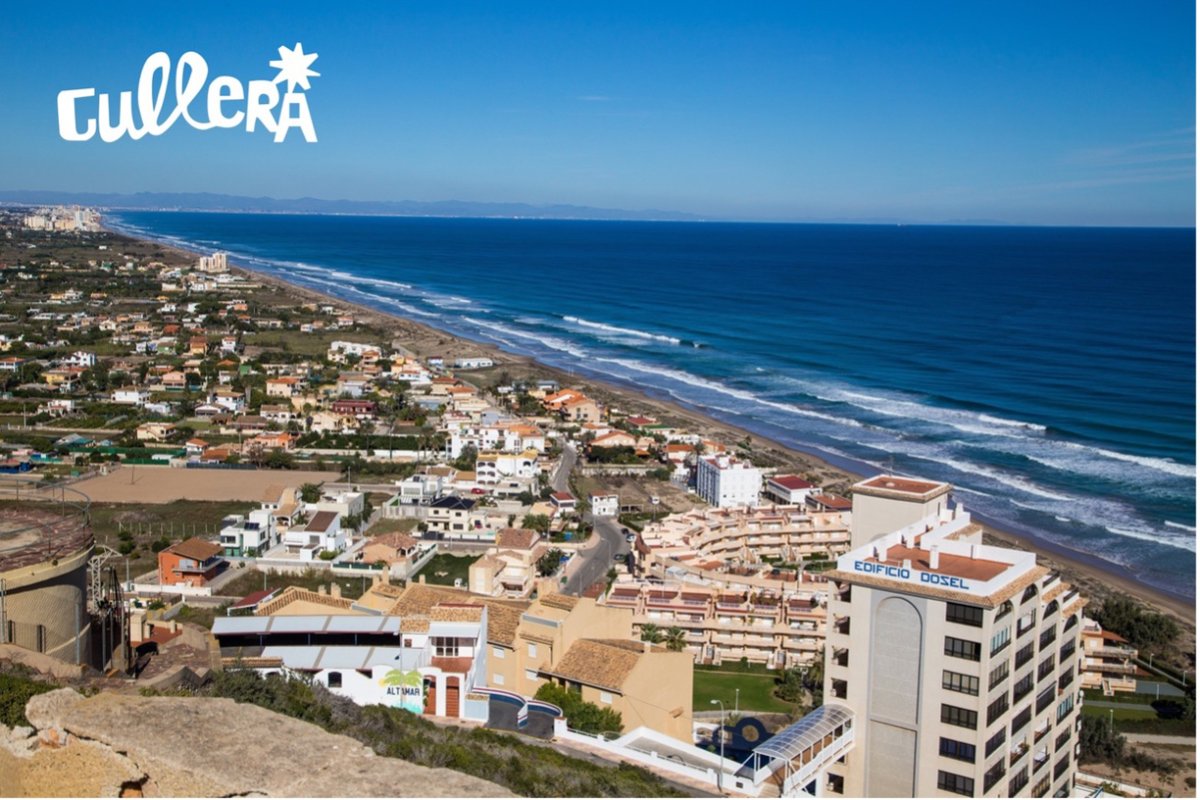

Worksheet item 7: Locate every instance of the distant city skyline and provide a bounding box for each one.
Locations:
[0,1,1193,226]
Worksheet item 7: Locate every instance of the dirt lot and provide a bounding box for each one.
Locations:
[571,474,704,514]
[70,466,343,503]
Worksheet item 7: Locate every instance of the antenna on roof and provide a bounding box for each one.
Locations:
[886,454,895,475]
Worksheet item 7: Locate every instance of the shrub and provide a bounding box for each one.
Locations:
[534,682,623,737]
[0,669,57,727]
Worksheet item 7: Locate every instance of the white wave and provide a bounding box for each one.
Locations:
[563,316,682,345]
[464,317,589,358]
[596,357,865,428]
[1060,441,1195,479]
[1106,526,1196,553]
[1055,516,1071,523]
[978,414,1048,432]
[1165,520,1197,532]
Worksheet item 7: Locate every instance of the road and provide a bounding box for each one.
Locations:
[553,443,630,596]
[550,443,577,492]
[563,514,628,596]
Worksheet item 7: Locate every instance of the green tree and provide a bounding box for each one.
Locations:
[299,483,321,503]
[522,513,551,534]
[452,444,478,472]
[640,623,663,644]
[534,682,623,736]
[537,548,565,577]
[663,626,686,652]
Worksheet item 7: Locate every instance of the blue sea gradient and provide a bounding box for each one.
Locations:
[110,213,1197,599]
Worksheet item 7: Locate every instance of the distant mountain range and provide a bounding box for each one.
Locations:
[0,190,705,221]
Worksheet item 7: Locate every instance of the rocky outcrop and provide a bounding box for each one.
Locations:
[1,689,511,797]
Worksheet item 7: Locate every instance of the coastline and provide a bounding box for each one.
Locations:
[107,223,1195,628]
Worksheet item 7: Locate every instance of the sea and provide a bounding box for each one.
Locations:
[108,212,1197,601]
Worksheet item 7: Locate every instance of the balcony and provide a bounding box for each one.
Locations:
[1033,720,1051,743]
[1009,741,1030,767]
[833,617,850,636]
[830,679,848,699]
[833,648,849,668]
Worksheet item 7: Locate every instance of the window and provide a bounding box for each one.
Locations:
[1012,705,1032,735]
[35,624,46,654]
[528,643,537,658]
[1015,641,1035,668]
[942,670,980,696]
[1009,766,1030,796]
[1056,694,1075,723]
[946,602,984,627]
[433,637,459,657]
[937,770,975,796]
[492,646,505,659]
[525,669,538,681]
[599,691,613,704]
[985,726,1007,757]
[1036,686,1055,713]
[493,673,505,686]
[327,671,342,688]
[989,660,1010,690]
[1022,584,1039,603]
[945,636,981,662]
[1038,655,1056,682]
[987,693,1009,725]
[990,627,1012,656]
[1013,673,1034,703]
[941,704,978,730]
[983,758,1007,792]
[939,737,977,763]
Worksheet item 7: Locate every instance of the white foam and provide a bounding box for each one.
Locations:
[1165,520,1196,532]
[1060,442,1195,479]
[563,316,682,345]
[464,317,588,358]
[1106,526,1196,553]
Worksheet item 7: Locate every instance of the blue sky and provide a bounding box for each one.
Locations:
[0,1,1193,225]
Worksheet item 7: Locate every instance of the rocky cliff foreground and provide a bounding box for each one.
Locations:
[0,688,511,797]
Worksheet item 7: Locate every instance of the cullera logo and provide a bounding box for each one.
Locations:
[57,43,320,143]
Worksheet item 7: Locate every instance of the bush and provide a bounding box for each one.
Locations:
[318,550,338,561]
[193,670,677,796]
[534,682,623,737]
[0,669,57,727]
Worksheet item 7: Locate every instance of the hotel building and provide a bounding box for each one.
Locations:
[609,504,850,668]
[812,475,1086,798]
[696,454,762,508]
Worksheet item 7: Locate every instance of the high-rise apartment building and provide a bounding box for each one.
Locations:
[812,476,1086,797]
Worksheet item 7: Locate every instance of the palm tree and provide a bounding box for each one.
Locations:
[664,626,687,652]
[639,623,663,644]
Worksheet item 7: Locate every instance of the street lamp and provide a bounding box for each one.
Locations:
[710,699,726,794]
[734,687,739,719]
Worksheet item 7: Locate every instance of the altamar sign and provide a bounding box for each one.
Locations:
[57,44,320,143]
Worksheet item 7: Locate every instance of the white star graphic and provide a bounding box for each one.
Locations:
[269,42,320,93]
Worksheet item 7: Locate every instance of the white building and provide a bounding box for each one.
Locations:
[212,589,491,722]
[454,357,494,369]
[589,493,619,518]
[218,509,278,557]
[764,474,816,505]
[197,251,229,273]
[696,455,761,508]
[747,475,1087,798]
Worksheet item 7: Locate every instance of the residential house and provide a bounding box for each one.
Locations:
[1080,618,1139,694]
[136,421,176,442]
[266,377,302,398]
[157,538,227,587]
[468,527,546,599]
[765,475,816,506]
[425,496,480,536]
[219,509,278,557]
[111,387,150,406]
[589,493,619,518]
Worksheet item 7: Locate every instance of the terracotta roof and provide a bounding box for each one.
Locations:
[390,584,525,646]
[539,593,580,612]
[255,586,354,616]
[769,475,815,490]
[543,639,645,692]
[430,604,485,623]
[166,537,223,561]
[305,511,339,532]
[495,527,540,550]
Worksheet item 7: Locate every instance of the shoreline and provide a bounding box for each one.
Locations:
[106,221,1195,627]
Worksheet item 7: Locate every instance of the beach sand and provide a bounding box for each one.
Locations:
[114,229,1197,631]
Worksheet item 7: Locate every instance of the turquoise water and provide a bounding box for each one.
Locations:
[111,213,1196,599]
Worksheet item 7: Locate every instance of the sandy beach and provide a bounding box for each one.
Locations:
[114,226,1196,630]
